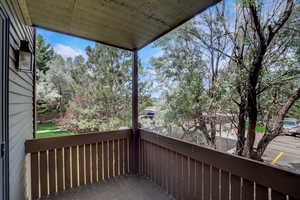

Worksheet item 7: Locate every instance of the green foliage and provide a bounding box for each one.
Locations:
[37,101,48,115]
[288,100,300,119]
[37,55,74,115]
[150,23,216,143]
[239,0,262,8]
[36,36,152,133]
[58,44,151,132]
[36,34,54,74]
[293,5,300,62]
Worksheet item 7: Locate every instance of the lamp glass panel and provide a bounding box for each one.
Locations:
[19,51,31,70]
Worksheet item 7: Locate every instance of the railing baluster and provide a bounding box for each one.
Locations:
[256,184,269,200]
[65,147,71,189]
[92,143,97,183]
[115,139,119,177]
[150,142,153,180]
[142,139,145,176]
[139,137,142,175]
[164,148,168,193]
[127,137,131,173]
[158,145,162,186]
[160,147,164,190]
[85,144,91,184]
[242,179,254,200]
[98,141,103,181]
[170,150,176,196]
[48,149,56,194]
[204,163,210,200]
[119,139,124,176]
[177,152,182,200]
[231,174,241,200]
[79,145,85,185]
[212,166,220,200]
[103,141,108,180]
[167,149,170,192]
[39,150,48,196]
[109,140,113,178]
[189,158,195,199]
[182,155,188,199]
[221,170,230,200]
[57,148,64,192]
[71,146,78,187]
[195,161,202,200]
[31,152,39,199]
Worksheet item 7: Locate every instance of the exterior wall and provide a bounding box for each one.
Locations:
[0,0,34,199]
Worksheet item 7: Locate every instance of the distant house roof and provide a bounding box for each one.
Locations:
[19,0,220,51]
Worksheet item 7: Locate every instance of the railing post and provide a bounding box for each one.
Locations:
[132,50,139,174]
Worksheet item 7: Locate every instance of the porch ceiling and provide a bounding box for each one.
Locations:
[19,0,220,51]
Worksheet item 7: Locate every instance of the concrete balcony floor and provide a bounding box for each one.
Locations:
[42,176,173,200]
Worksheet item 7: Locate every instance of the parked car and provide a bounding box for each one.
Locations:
[139,112,155,120]
[283,118,300,136]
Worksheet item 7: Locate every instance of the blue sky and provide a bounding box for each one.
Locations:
[37,28,161,67]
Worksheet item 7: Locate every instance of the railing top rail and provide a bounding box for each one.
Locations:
[25,129,131,153]
[140,128,300,199]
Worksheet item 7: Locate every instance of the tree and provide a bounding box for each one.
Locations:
[186,2,230,147]
[60,44,151,132]
[36,34,54,75]
[151,24,221,147]
[37,55,74,116]
[193,0,298,159]
[150,0,300,160]
[241,0,295,158]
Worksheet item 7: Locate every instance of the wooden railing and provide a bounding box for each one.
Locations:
[26,128,300,200]
[25,129,132,199]
[139,129,300,200]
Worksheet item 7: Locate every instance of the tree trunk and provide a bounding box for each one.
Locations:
[244,42,267,158]
[210,119,217,148]
[245,80,259,157]
[236,101,246,156]
[59,86,63,117]
[198,118,214,147]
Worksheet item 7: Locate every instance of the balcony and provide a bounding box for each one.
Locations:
[25,129,300,200]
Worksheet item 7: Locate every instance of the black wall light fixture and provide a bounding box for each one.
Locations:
[16,40,32,72]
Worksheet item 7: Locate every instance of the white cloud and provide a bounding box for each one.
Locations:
[53,44,87,60]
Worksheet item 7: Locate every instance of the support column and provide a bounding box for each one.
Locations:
[132,50,139,132]
[132,50,139,174]
[33,28,37,138]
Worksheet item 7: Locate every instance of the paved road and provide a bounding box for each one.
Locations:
[260,134,300,174]
[222,133,300,174]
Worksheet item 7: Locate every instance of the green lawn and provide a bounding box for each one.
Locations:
[245,122,266,133]
[37,123,71,138]
[255,125,266,132]
[37,130,70,139]
[37,123,59,131]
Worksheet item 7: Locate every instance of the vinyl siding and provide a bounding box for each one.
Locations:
[0,0,34,199]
